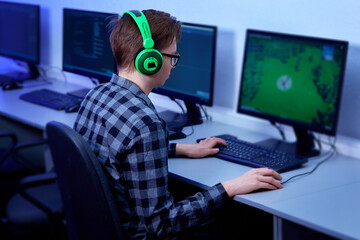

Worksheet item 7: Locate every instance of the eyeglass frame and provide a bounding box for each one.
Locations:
[161,52,180,67]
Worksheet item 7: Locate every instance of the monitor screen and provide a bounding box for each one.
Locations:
[237,29,348,156]
[62,8,117,83]
[152,22,217,131]
[153,22,217,107]
[0,2,40,64]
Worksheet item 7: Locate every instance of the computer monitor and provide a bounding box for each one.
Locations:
[153,22,217,130]
[63,8,117,97]
[237,29,348,157]
[0,1,40,80]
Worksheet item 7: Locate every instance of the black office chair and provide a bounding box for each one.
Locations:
[1,135,65,240]
[0,131,47,197]
[46,121,124,240]
[3,172,64,239]
[0,131,43,217]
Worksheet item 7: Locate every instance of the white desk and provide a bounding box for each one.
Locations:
[0,79,83,129]
[1,79,359,239]
[170,121,360,240]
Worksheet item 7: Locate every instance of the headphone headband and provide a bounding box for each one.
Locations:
[122,10,154,49]
[122,10,163,76]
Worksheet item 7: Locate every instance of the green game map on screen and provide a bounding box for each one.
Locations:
[240,33,344,131]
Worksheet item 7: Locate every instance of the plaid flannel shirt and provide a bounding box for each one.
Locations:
[74,74,229,239]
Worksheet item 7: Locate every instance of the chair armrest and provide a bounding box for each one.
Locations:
[19,171,58,216]
[12,138,48,174]
[19,171,57,188]
[0,130,17,143]
[0,131,18,164]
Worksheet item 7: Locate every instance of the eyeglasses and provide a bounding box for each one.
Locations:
[161,52,180,67]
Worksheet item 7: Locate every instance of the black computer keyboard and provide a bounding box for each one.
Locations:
[19,88,82,110]
[202,136,308,173]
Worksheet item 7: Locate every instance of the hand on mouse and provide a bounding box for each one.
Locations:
[222,168,283,197]
[175,137,227,158]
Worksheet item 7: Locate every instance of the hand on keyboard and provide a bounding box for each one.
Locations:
[176,136,227,158]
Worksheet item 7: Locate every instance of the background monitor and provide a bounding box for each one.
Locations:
[63,8,117,88]
[237,29,348,157]
[153,22,217,130]
[0,1,40,80]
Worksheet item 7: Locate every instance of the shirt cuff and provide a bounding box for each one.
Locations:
[213,182,231,203]
[168,143,177,157]
[202,182,231,213]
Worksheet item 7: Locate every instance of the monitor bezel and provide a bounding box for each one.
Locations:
[0,1,40,65]
[62,8,118,83]
[237,29,348,136]
[152,22,217,107]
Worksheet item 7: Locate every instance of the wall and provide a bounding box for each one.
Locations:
[2,0,360,154]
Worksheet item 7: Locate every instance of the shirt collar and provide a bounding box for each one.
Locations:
[110,74,155,110]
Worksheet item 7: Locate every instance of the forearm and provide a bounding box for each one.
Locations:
[169,143,194,156]
[175,143,190,156]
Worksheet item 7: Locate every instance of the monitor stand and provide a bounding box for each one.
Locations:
[159,101,203,132]
[256,127,320,158]
[27,63,40,80]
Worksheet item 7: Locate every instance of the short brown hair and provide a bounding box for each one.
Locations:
[109,9,181,72]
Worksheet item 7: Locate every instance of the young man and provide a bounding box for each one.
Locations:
[74,9,282,239]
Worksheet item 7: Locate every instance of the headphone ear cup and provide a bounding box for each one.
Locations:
[135,49,163,76]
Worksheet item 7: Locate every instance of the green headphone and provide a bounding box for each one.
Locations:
[122,10,163,76]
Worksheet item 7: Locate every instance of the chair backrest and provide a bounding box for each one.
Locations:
[46,121,124,240]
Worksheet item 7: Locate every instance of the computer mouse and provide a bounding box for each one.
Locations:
[2,81,22,90]
[64,104,80,113]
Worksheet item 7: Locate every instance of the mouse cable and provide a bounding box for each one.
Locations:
[183,124,194,138]
[319,134,337,148]
[270,121,286,141]
[199,105,212,121]
[36,66,46,79]
[41,66,67,83]
[314,133,323,152]
[169,97,186,114]
[281,138,337,185]
[168,97,211,123]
